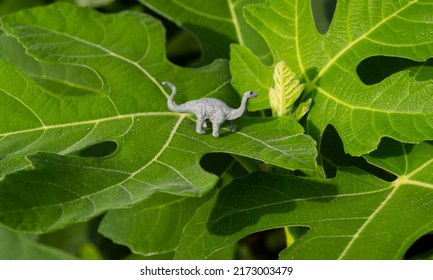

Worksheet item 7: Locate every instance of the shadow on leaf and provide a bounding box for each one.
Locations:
[75,141,118,158]
[206,172,338,236]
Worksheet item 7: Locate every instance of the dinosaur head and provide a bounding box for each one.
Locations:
[245,90,258,99]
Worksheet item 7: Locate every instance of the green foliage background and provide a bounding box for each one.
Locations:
[1,0,433,260]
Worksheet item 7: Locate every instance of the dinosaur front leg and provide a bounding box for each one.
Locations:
[196,117,206,134]
[211,121,222,137]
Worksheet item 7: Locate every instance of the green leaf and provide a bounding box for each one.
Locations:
[175,140,433,259]
[99,191,214,256]
[99,153,249,256]
[139,0,270,64]
[0,225,74,260]
[1,0,431,261]
[0,3,317,232]
[99,153,247,256]
[230,45,273,111]
[231,0,433,155]
[0,31,102,97]
[101,152,251,256]
[268,60,305,117]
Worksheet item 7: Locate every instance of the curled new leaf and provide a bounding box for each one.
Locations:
[269,61,306,118]
[295,98,312,121]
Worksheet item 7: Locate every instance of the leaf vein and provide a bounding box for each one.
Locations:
[23,24,169,99]
[337,186,398,259]
[228,0,244,45]
[0,112,179,138]
[314,0,418,83]
[1,88,46,127]
[155,159,194,187]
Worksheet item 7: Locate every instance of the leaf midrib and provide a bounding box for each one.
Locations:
[0,112,179,138]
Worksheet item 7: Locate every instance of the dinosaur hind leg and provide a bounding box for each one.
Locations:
[228,120,236,132]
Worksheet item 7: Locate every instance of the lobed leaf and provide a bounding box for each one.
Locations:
[0,3,317,233]
[232,0,433,155]
[1,0,431,261]
[175,140,433,259]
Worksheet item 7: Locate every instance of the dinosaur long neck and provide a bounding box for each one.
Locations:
[165,82,187,113]
[229,94,249,120]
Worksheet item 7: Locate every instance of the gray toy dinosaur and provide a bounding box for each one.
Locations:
[162,81,258,137]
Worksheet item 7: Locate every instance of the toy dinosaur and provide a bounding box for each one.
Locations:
[162,81,258,137]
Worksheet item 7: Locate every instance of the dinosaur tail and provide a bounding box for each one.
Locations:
[162,81,185,113]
